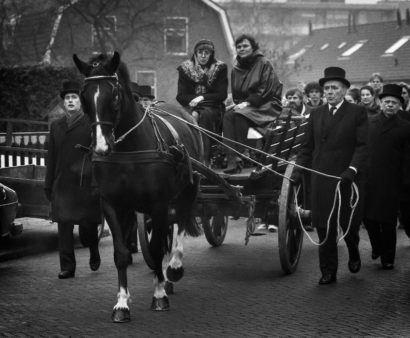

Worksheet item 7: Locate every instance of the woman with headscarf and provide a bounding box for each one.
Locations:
[223,34,282,173]
[176,39,228,165]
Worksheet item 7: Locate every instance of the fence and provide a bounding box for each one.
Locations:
[0,118,49,168]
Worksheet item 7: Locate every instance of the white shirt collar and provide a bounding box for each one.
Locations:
[328,100,344,113]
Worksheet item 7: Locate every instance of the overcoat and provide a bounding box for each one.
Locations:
[296,101,368,228]
[364,113,410,224]
[45,114,100,224]
[231,50,282,126]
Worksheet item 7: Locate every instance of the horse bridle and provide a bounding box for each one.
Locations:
[82,73,149,145]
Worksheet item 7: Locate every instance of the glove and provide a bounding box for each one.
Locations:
[44,188,52,202]
[290,170,303,185]
[189,96,204,107]
[340,168,356,186]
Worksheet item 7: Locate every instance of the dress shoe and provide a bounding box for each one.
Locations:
[382,263,394,270]
[89,247,101,271]
[58,270,75,279]
[318,274,336,285]
[348,258,361,273]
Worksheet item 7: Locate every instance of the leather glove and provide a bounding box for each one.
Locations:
[290,170,303,185]
[340,168,356,186]
[44,188,52,202]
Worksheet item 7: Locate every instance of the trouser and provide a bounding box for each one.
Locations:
[363,218,396,264]
[223,110,253,155]
[58,222,99,272]
[399,199,410,238]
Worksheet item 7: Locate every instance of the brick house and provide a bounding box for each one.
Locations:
[284,15,410,90]
[3,0,234,104]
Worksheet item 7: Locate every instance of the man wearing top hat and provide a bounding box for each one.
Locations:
[363,83,410,270]
[138,85,155,109]
[45,80,101,279]
[291,66,368,285]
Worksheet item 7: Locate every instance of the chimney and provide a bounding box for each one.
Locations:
[352,12,356,33]
[348,13,351,34]
[308,20,313,36]
[397,9,402,28]
[406,8,410,25]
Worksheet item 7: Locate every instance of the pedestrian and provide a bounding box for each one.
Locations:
[283,88,312,118]
[138,85,155,109]
[368,72,383,104]
[176,39,228,165]
[345,87,360,104]
[398,82,410,121]
[223,34,282,173]
[291,66,368,285]
[363,84,410,270]
[360,85,380,116]
[304,81,324,108]
[45,80,101,279]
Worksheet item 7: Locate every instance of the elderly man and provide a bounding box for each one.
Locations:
[45,80,101,279]
[363,84,410,270]
[292,67,368,285]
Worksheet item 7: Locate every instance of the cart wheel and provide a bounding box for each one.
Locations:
[202,214,228,247]
[138,213,174,270]
[278,162,304,274]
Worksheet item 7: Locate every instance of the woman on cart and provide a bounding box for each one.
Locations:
[223,34,282,173]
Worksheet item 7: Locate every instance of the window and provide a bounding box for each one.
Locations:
[320,43,329,51]
[337,42,346,49]
[164,17,188,55]
[341,40,367,57]
[91,16,117,49]
[136,71,157,99]
[383,36,410,56]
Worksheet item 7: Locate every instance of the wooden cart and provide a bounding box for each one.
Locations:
[138,117,311,274]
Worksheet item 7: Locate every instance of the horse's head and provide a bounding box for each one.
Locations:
[73,51,122,155]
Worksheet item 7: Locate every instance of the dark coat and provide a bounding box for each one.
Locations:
[364,113,410,223]
[45,114,100,224]
[231,50,282,126]
[296,101,368,228]
[176,60,228,107]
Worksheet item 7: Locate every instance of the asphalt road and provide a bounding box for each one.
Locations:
[1,217,410,337]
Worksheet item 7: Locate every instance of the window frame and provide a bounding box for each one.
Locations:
[164,16,188,56]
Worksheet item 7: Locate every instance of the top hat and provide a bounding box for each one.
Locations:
[130,82,141,97]
[379,83,404,104]
[138,85,155,99]
[60,80,81,99]
[319,67,350,88]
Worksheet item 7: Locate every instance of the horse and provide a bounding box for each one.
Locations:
[73,51,204,322]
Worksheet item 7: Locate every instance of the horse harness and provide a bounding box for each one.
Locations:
[83,74,193,182]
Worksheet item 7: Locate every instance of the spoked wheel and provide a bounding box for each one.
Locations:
[278,162,304,274]
[138,213,174,270]
[202,214,228,247]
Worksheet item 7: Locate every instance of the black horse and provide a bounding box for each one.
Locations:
[73,51,203,322]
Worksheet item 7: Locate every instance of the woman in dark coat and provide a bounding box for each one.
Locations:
[360,85,380,116]
[176,39,228,165]
[363,84,410,269]
[223,34,282,173]
[45,80,101,279]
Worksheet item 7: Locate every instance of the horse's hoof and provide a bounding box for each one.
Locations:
[112,308,131,323]
[165,281,174,295]
[166,266,184,282]
[151,296,170,311]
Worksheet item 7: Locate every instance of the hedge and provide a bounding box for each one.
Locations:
[0,66,83,131]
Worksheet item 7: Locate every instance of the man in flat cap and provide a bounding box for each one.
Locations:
[292,67,368,285]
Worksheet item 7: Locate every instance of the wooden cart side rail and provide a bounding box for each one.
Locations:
[0,146,48,167]
[190,157,243,203]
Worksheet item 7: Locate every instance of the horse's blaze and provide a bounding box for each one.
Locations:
[93,85,109,154]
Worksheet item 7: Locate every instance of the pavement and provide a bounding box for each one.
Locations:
[2,218,410,337]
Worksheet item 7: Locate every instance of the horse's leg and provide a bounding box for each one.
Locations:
[150,206,170,311]
[165,226,185,283]
[103,201,132,322]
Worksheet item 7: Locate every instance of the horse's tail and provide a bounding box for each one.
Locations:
[175,173,202,237]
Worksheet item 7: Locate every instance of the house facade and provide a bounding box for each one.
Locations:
[3,0,234,105]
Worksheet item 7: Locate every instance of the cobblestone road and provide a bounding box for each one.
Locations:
[1,218,410,337]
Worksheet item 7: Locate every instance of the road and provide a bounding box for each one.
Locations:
[1,218,410,337]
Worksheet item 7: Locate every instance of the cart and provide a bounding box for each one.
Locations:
[138,117,312,274]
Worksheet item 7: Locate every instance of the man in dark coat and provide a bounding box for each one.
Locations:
[45,80,101,279]
[363,84,410,270]
[292,67,368,285]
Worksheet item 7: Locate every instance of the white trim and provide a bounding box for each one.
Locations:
[383,35,410,55]
[201,0,235,58]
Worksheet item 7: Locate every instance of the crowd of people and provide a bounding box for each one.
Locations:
[46,34,410,287]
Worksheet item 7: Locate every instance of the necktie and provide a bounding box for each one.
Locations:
[329,105,337,117]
